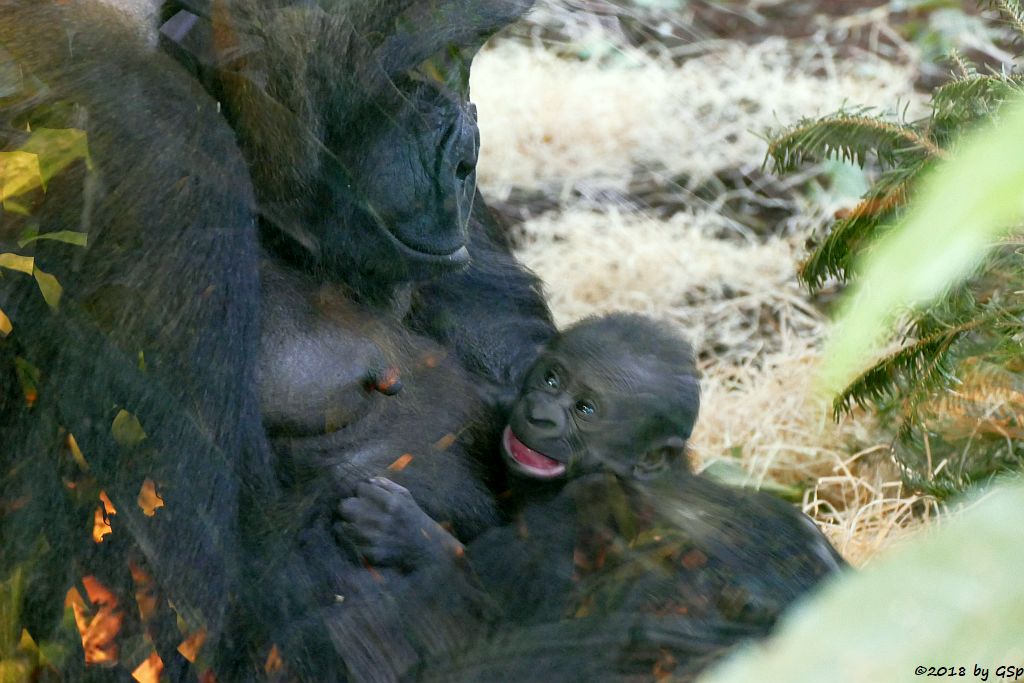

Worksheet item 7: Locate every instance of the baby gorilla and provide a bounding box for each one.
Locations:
[338,313,843,672]
[338,313,700,566]
[500,312,699,481]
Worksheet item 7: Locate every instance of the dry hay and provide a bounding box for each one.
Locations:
[473,23,936,566]
[694,350,940,567]
[472,36,925,200]
[514,207,820,366]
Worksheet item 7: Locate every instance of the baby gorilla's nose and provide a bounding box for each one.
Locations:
[525,394,564,433]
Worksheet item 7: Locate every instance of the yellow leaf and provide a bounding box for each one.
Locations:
[18,128,90,184]
[0,151,42,205]
[67,433,89,470]
[0,252,34,274]
[32,265,62,309]
[0,307,10,337]
[112,410,146,447]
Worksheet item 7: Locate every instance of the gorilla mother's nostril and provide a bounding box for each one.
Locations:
[455,160,474,182]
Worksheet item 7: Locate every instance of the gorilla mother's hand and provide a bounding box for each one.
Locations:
[336,478,465,572]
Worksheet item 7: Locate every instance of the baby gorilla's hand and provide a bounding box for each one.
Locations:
[336,477,464,572]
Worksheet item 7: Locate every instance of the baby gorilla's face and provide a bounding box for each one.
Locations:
[502,349,676,482]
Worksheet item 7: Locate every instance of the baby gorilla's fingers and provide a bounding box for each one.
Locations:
[365,476,411,496]
[336,478,428,569]
[334,520,402,567]
[336,477,465,572]
[354,477,415,511]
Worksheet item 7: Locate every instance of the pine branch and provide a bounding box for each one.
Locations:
[800,212,893,290]
[946,49,977,80]
[832,320,986,419]
[989,0,1024,39]
[930,74,1024,129]
[799,168,923,290]
[766,112,945,174]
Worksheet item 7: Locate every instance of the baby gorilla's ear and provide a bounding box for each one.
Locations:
[632,436,688,479]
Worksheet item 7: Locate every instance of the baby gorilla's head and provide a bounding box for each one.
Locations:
[502,313,700,481]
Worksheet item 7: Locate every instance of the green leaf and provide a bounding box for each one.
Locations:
[819,96,1024,394]
[700,481,1024,683]
[112,410,147,448]
[700,459,804,503]
[767,112,939,174]
[17,231,88,248]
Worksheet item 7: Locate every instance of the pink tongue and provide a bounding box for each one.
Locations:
[505,427,563,472]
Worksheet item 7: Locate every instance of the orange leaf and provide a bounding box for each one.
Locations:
[131,652,163,683]
[137,478,164,517]
[129,561,157,623]
[680,549,708,570]
[264,645,283,674]
[178,628,207,663]
[66,576,123,665]
[432,433,457,451]
[653,649,678,682]
[387,454,414,472]
[92,492,115,543]
[99,490,116,514]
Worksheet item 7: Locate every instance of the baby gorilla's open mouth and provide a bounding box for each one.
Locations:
[501,426,566,479]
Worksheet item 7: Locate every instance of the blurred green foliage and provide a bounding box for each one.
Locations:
[767,1,1024,499]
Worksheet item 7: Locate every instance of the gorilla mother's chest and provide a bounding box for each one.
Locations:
[256,259,479,440]
[260,284,403,438]
[258,262,434,438]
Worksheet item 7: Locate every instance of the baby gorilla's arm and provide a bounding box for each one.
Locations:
[337,477,466,572]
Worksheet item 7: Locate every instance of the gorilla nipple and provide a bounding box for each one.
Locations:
[367,366,403,396]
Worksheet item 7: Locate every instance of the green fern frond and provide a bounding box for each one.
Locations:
[832,320,985,419]
[766,112,943,174]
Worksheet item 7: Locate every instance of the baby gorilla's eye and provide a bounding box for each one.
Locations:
[574,399,596,417]
[543,370,560,389]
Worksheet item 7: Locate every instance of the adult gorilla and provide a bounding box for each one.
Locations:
[0,0,552,679]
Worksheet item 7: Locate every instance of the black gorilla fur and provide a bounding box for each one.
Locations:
[0,2,842,681]
[340,314,844,681]
[0,0,552,678]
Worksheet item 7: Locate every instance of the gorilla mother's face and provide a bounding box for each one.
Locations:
[324,74,479,279]
[189,0,524,286]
